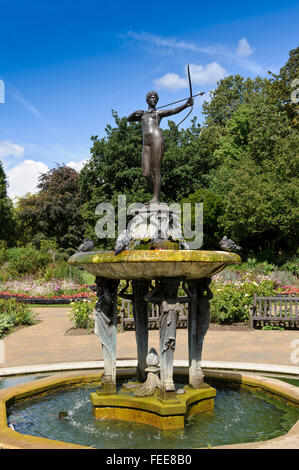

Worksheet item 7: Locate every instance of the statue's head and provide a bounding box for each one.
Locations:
[146,91,159,106]
[159,278,180,299]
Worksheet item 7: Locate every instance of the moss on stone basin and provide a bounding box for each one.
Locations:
[68,250,241,280]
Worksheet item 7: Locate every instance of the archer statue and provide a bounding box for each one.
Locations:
[126,65,201,203]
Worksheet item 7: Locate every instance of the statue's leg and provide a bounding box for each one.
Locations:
[132,280,150,382]
[94,278,119,394]
[150,140,163,203]
[142,145,154,190]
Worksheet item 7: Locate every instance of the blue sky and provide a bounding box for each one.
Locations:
[0,0,298,198]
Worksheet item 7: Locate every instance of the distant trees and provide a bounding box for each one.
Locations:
[17,165,86,249]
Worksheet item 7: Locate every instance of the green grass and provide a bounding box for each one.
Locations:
[267,376,299,387]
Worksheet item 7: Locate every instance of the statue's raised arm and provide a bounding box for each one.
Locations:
[158,97,193,119]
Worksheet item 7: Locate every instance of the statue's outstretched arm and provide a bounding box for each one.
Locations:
[127,110,144,122]
[159,98,193,118]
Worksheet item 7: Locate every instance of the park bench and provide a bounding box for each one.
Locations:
[249,294,299,328]
[120,299,188,332]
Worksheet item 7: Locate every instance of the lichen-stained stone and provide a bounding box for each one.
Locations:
[91,383,216,430]
[68,250,241,280]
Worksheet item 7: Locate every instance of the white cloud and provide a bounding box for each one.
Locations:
[154,63,226,92]
[189,63,227,85]
[154,73,187,91]
[0,140,24,159]
[66,158,89,172]
[7,160,49,199]
[236,38,254,57]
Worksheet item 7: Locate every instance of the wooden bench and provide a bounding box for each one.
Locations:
[120,299,188,332]
[250,294,299,328]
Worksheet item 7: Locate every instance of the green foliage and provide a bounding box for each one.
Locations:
[0,241,7,266]
[180,188,223,248]
[40,239,58,252]
[210,279,277,324]
[0,161,17,244]
[5,246,51,276]
[268,46,299,126]
[51,262,85,283]
[0,299,35,337]
[281,258,299,277]
[202,75,269,127]
[16,165,86,249]
[262,325,285,331]
[68,299,95,330]
[209,97,298,256]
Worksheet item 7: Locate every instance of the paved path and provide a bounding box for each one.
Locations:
[1,307,299,368]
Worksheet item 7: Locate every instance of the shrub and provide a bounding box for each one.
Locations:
[281,259,299,277]
[52,262,84,283]
[68,299,96,330]
[0,299,35,337]
[210,279,278,324]
[6,246,51,276]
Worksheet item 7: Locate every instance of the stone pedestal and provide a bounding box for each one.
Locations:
[129,202,183,242]
[91,383,215,430]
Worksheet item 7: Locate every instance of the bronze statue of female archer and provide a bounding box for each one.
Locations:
[127,91,193,203]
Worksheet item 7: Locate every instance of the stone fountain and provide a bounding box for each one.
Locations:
[68,83,241,429]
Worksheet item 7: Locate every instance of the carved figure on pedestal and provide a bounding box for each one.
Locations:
[187,277,213,388]
[145,278,190,396]
[94,277,119,393]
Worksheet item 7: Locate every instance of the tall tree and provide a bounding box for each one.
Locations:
[17,165,86,249]
[0,160,16,244]
[268,46,299,126]
[209,97,299,257]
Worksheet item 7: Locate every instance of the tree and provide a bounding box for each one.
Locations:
[181,189,224,249]
[17,165,86,249]
[0,160,16,244]
[209,97,299,257]
[202,75,269,127]
[268,46,299,126]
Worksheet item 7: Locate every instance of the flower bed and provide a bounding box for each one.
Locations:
[0,280,96,305]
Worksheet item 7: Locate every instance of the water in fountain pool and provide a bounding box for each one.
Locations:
[6,381,299,449]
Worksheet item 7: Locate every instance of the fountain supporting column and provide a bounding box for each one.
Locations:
[144,277,186,399]
[94,277,119,394]
[187,278,212,388]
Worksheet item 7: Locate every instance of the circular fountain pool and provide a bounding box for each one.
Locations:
[5,377,299,449]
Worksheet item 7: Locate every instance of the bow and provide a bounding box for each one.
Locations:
[177,64,193,127]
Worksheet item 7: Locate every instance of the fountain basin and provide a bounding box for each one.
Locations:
[68,250,241,280]
[1,370,299,449]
